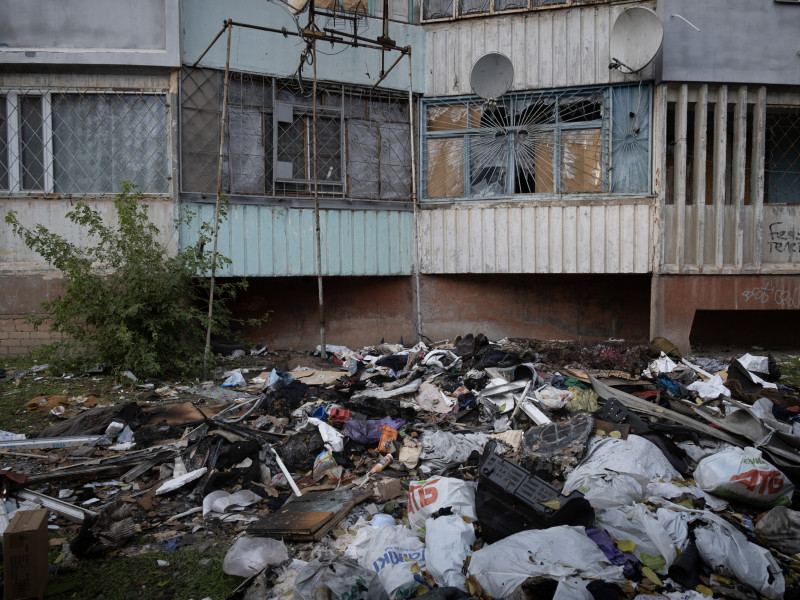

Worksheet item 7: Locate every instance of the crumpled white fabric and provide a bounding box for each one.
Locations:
[595,503,678,573]
[643,352,678,378]
[417,429,492,474]
[468,526,624,597]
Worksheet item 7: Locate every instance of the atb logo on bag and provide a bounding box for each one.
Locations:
[731,469,785,495]
[407,479,439,514]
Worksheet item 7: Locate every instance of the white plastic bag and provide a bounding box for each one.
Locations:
[350,525,426,598]
[222,537,288,577]
[221,369,246,388]
[694,446,794,507]
[468,526,624,597]
[425,515,475,591]
[595,504,677,574]
[533,385,572,411]
[294,553,388,600]
[562,467,645,510]
[407,477,477,531]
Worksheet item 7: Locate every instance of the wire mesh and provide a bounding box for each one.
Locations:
[0,89,169,195]
[765,106,800,204]
[422,88,607,199]
[180,67,413,202]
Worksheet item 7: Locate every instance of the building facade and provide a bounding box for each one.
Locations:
[1,0,799,356]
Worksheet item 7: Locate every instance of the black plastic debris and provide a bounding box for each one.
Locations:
[475,441,594,543]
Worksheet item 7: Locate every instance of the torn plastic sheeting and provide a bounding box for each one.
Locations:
[221,369,247,388]
[693,446,794,508]
[350,377,423,401]
[687,374,730,399]
[595,503,677,574]
[415,382,456,414]
[695,518,784,600]
[570,435,682,483]
[417,429,492,474]
[755,506,800,555]
[425,515,475,591]
[155,467,207,495]
[407,477,477,531]
[562,467,645,510]
[294,553,388,600]
[266,369,295,390]
[307,417,345,452]
[203,489,263,521]
[533,385,572,411]
[644,481,728,511]
[468,526,624,597]
[643,352,678,378]
[345,417,405,445]
[734,353,778,389]
[347,524,426,598]
[222,536,288,577]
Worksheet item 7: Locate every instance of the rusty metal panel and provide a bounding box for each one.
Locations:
[179,203,414,277]
[425,2,657,96]
[418,201,653,274]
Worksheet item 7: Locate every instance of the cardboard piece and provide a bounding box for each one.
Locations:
[4,508,49,600]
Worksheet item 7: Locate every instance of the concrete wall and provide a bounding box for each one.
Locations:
[182,0,426,93]
[656,0,800,86]
[0,0,180,67]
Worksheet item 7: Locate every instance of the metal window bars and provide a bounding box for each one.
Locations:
[0,90,169,195]
[179,67,413,203]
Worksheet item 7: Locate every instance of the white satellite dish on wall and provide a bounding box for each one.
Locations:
[470,52,514,101]
[609,6,664,73]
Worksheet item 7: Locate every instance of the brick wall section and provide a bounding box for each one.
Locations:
[0,317,62,357]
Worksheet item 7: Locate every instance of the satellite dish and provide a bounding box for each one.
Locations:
[470,53,514,101]
[609,6,663,73]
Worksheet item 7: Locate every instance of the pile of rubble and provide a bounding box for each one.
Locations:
[2,336,800,600]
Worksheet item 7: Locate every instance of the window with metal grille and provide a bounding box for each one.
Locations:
[180,69,412,202]
[422,0,645,21]
[765,106,800,204]
[422,84,650,200]
[0,91,169,195]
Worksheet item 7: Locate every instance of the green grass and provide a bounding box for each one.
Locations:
[778,356,800,389]
[0,358,127,433]
[44,542,240,600]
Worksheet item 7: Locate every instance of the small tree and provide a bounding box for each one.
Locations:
[5,182,264,377]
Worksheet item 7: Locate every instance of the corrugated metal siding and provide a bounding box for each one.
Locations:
[418,201,652,273]
[425,2,657,96]
[180,203,414,276]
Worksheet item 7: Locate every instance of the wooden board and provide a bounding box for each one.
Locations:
[247,488,371,541]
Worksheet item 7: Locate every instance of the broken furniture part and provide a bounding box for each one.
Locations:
[0,435,102,450]
[16,488,98,523]
[476,440,594,544]
[120,448,177,483]
[247,488,371,541]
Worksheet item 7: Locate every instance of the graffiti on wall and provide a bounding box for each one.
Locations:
[767,222,800,255]
[741,281,800,308]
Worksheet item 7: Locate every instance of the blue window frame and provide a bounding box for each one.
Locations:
[421,83,651,201]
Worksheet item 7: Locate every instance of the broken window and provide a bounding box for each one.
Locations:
[422,85,646,200]
[182,69,412,203]
[0,90,169,195]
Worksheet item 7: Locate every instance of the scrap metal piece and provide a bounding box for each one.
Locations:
[16,489,98,523]
[0,436,102,450]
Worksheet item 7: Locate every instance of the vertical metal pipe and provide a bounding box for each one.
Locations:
[312,39,326,356]
[407,49,422,343]
[204,20,232,370]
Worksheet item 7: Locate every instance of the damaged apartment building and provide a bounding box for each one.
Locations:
[1,0,800,357]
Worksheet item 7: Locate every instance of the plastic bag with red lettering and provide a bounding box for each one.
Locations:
[407,476,477,531]
[693,446,794,508]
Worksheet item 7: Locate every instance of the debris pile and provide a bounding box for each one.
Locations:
[2,337,800,600]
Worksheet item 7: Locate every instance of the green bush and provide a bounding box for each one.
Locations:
[5,182,265,377]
